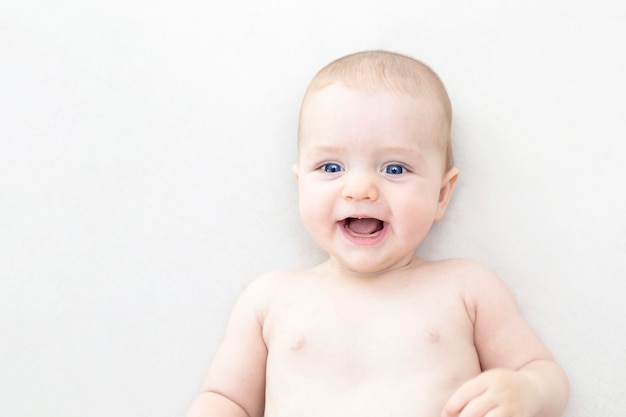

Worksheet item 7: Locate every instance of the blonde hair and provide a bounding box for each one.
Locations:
[299,50,454,170]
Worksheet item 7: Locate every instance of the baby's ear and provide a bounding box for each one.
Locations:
[292,164,300,183]
[434,167,459,221]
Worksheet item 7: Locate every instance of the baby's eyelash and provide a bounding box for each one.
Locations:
[319,162,344,173]
[383,164,409,175]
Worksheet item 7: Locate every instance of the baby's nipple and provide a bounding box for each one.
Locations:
[290,336,306,351]
[424,329,440,343]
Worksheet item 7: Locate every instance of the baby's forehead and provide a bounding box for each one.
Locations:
[304,74,450,122]
[301,85,448,141]
[298,51,453,167]
[299,83,451,162]
[302,81,449,124]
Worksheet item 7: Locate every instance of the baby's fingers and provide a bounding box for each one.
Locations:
[441,378,492,417]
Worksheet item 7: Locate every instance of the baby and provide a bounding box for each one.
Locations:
[187,51,569,417]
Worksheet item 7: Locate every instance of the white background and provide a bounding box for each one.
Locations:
[1,1,625,416]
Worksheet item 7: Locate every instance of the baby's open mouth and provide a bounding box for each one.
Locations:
[343,217,384,235]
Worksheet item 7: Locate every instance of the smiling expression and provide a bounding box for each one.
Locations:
[294,83,458,275]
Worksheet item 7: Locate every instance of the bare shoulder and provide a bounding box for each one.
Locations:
[236,269,310,316]
[244,268,310,295]
[421,257,490,274]
[419,258,515,317]
[427,259,553,369]
[420,257,503,287]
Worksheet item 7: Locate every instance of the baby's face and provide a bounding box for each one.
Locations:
[294,83,455,275]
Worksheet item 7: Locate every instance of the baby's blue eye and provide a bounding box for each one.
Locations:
[384,164,405,175]
[322,163,343,173]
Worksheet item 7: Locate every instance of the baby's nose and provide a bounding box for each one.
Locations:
[341,173,379,201]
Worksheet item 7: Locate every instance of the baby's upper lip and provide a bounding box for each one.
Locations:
[340,214,385,223]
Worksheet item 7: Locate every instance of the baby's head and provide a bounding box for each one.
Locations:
[298,50,454,170]
[294,51,459,273]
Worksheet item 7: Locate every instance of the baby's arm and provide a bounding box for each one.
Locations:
[187,278,269,417]
[442,263,569,417]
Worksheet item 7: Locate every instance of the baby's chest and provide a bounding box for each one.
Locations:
[263,294,475,376]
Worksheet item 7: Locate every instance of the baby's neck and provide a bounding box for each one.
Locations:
[318,255,427,283]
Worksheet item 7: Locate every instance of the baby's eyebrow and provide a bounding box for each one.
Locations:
[305,145,348,158]
[378,146,423,158]
[306,145,422,158]
[306,145,424,167]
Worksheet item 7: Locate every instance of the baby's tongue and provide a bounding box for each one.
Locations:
[347,218,383,235]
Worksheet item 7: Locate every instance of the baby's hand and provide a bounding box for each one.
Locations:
[441,368,540,417]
